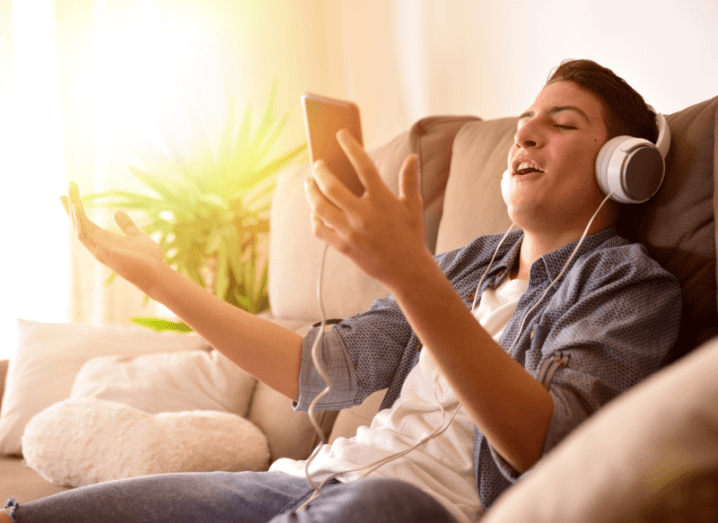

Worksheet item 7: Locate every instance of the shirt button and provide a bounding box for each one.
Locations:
[467,293,475,301]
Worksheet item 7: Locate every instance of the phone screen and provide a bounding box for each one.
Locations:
[302,93,364,196]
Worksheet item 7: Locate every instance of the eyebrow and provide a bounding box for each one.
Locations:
[519,105,592,123]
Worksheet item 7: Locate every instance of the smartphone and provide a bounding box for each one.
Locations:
[301,93,364,196]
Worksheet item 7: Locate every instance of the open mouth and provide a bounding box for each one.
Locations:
[515,161,545,175]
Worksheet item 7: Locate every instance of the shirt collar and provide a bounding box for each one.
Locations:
[484,229,523,283]
[485,226,619,284]
[537,226,619,281]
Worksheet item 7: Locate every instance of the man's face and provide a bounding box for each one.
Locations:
[505,80,610,229]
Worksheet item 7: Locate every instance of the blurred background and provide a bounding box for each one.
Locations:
[1,0,717,359]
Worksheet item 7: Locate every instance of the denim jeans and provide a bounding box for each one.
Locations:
[5,471,459,523]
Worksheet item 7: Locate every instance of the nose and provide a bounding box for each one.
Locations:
[514,118,542,149]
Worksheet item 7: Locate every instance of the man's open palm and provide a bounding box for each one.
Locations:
[61,182,164,295]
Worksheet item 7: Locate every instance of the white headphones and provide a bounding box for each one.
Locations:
[502,109,671,205]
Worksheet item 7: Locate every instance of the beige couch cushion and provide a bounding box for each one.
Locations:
[435,117,516,253]
[268,116,479,322]
[327,388,386,444]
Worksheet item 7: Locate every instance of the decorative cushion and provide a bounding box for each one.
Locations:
[268,115,479,321]
[0,319,210,455]
[483,336,718,523]
[22,398,270,487]
[70,349,257,417]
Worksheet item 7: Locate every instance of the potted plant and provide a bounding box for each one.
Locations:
[84,84,306,331]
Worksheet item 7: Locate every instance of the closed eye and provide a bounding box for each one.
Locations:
[554,125,576,130]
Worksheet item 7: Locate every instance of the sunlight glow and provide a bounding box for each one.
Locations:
[81,0,225,150]
[78,0,230,323]
[2,0,70,359]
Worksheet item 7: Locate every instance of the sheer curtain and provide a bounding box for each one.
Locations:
[1,0,70,360]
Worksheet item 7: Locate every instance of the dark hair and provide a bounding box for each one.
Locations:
[547,59,658,144]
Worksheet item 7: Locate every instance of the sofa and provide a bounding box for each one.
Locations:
[0,93,716,519]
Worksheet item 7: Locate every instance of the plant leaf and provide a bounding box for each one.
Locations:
[242,142,307,190]
[130,317,193,332]
[104,272,117,286]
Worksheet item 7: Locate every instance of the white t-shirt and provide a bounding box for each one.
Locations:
[271,277,528,523]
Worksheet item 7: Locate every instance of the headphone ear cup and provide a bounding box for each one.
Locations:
[595,136,666,204]
[501,169,511,206]
[595,136,628,199]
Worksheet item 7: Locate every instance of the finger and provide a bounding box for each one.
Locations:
[60,195,70,216]
[114,210,142,236]
[68,182,87,222]
[311,160,358,213]
[309,211,350,256]
[71,197,102,241]
[399,154,422,212]
[71,204,88,244]
[61,194,76,230]
[335,129,382,193]
[304,175,352,230]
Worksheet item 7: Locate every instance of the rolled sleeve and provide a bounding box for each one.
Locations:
[294,325,359,412]
[486,384,592,483]
[540,384,592,455]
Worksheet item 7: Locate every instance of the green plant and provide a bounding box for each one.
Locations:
[84,83,306,330]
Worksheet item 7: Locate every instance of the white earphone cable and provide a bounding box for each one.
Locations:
[302,244,332,496]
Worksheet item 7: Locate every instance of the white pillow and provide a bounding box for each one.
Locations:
[22,398,270,487]
[0,319,210,455]
[70,349,256,417]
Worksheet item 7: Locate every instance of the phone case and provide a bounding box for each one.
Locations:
[302,93,364,196]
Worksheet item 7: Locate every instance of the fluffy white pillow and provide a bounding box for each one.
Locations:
[22,398,270,487]
[70,350,256,417]
[0,319,210,455]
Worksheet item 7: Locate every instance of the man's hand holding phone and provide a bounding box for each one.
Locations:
[304,129,430,293]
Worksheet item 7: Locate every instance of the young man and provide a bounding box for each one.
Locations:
[4,60,680,523]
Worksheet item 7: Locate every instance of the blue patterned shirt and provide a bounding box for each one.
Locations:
[295,226,681,508]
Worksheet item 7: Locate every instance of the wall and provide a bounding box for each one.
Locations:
[337,0,718,148]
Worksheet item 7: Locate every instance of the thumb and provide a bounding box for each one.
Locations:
[399,154,422,211]
[114,210,142,236]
